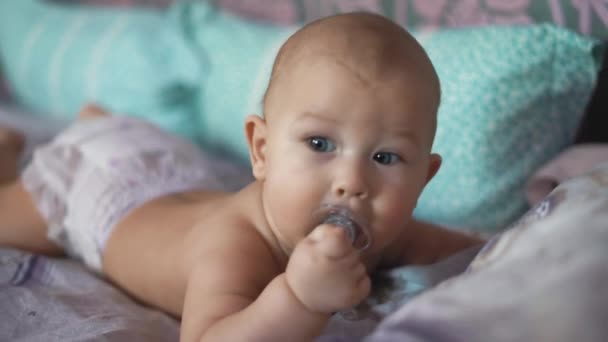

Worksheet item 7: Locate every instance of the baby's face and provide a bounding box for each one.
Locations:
[257,57,440,262]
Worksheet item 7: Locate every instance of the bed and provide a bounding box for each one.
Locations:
[1,1,607,341]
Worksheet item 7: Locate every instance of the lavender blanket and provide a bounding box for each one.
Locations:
[0,241,479,341]
[0,250,179,341]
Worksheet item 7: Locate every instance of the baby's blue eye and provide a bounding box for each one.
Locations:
[373,152,401,165]
[307,137,336,152]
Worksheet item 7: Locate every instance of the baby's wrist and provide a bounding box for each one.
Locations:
[282,273,331,317]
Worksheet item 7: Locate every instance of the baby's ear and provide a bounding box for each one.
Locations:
[425,153,442,185]
[245,115,268,180]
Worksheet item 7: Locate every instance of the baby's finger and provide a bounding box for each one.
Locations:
[332,249,364,271]
[307,224,332,243]
[314,225,354,258]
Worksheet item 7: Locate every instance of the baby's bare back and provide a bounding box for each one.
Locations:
[101,182,280,318]
[102,189,232,316]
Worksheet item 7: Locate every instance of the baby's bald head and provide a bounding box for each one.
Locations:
[246,15,443,248]
[263,13,440,118]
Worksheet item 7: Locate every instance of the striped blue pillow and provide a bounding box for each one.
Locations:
[0,0,203,140]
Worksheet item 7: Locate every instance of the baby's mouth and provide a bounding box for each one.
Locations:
[317,205,372,251]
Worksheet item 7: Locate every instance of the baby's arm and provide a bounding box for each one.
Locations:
[181,259,328,342]
[181,225,369,342]
[384,219,485,267]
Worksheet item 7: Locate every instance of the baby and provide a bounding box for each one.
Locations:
[0,13,481,341]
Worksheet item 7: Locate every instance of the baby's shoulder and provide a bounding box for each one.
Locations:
[183,184,278,278]
[185,216,279,293]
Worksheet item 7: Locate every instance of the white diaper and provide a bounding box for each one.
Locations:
[22,116,223,272]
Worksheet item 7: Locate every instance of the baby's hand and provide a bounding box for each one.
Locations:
[286,224,371,314]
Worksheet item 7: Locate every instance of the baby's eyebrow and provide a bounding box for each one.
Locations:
[291,112,339,125]
[396,129,418,140]
[389,129,421,146]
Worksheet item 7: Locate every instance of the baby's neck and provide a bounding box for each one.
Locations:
[238,181,290,269]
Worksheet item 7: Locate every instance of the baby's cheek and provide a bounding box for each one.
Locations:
[379,182,418,214]
[372,197,412,245]
[266,168,322,228]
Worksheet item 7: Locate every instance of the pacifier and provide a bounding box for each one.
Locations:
[317,205,373,321]
[319,206,372,251]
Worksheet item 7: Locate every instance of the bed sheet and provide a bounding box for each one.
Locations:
[0,244,479,341]
[0,248,180,342]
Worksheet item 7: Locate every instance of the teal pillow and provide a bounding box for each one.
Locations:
[0,0,203,140]
[170,1,296,157]
[413,25,602,232]
[0,0,294,152]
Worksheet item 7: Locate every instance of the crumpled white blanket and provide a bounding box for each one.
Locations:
[526,144,608,205]
[320,162,608,342]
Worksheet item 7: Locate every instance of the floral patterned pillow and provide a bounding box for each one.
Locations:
[46,1,608,39]
[210,0,608,38]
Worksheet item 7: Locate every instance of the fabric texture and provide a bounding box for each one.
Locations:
[322,245,482,340]
[172,1,296,157]
[0,0,203,140]
[22,116,225,271]
[525,144,608,205]
[413,24,602,232]
[0,248,180,342]
[210,0,608,39]
[46,0,608,39]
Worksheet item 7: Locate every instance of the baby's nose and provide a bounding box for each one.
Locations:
[332,162,369,199]
[334,184,367,199]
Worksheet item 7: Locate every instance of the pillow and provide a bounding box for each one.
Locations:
[0,0,203,140]
[170,1,296,157]
[0,247,180,341]
[0,1,602,232]
[413,25,602,232]
[0,0,294,155]
[212,0,608,39]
